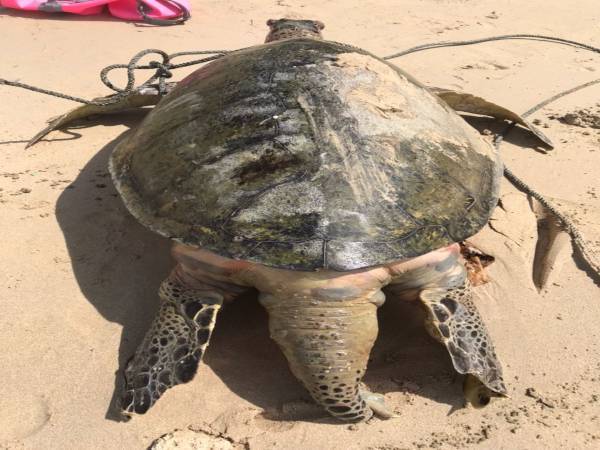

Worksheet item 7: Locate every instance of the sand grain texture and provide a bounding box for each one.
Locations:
[1,1,600,449]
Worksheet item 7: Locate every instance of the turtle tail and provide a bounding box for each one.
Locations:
[259,290,387,422]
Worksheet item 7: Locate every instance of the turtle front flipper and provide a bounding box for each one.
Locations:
[120,274,222,416]
[430,87,553,148]
[419,278,508,407]
[259,289,392,422]
[27,84,173,147]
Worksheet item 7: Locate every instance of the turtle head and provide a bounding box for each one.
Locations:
[265,19,325,43]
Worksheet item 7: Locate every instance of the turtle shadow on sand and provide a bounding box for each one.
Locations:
[56,133,473,423]
[208,290,469,424]
[461,115,551,154]
[55,130,305,422]
[367,300,467,413]
[56,109,543,423]
[56,131,171,422]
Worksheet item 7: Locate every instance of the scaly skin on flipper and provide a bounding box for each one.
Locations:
[431,87,554,148]
[27,84,174,148]
[386,245,506,408]
[420,278,507,405]
[121,275,222,416]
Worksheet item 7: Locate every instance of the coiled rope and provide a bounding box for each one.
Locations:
[0,49,229,105]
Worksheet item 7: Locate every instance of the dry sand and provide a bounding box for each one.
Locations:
[1,1,600,449]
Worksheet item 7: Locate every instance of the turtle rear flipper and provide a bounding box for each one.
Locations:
[419,279,508,407]
[120,274,223,416]
[27,84,173,148]
[258,288,393,422]
[431,87,554,148]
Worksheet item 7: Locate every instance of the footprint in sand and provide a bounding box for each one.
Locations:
[0,393,50,441]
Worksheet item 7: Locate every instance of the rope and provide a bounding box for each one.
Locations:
[385,35,600,276]
[493,79,600,275]
[3,34,597,106]
[1,33,599,275]
[2,34,596,107]
[0,78,94,105]
[384,34,600,59]
[0,49,230,106]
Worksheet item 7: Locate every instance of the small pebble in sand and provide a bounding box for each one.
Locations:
[525,387,556,408]
[150,429,233,450]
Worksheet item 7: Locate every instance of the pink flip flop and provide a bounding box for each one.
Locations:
[0,0,190,24]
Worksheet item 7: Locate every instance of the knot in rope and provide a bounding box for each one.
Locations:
[148,61,173,79]
[100,48,172,95]
[97,49,229,98]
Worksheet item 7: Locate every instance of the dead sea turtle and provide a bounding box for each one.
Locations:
[39,19,555,421]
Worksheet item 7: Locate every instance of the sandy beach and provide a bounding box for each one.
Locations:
[1,1,599,448]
